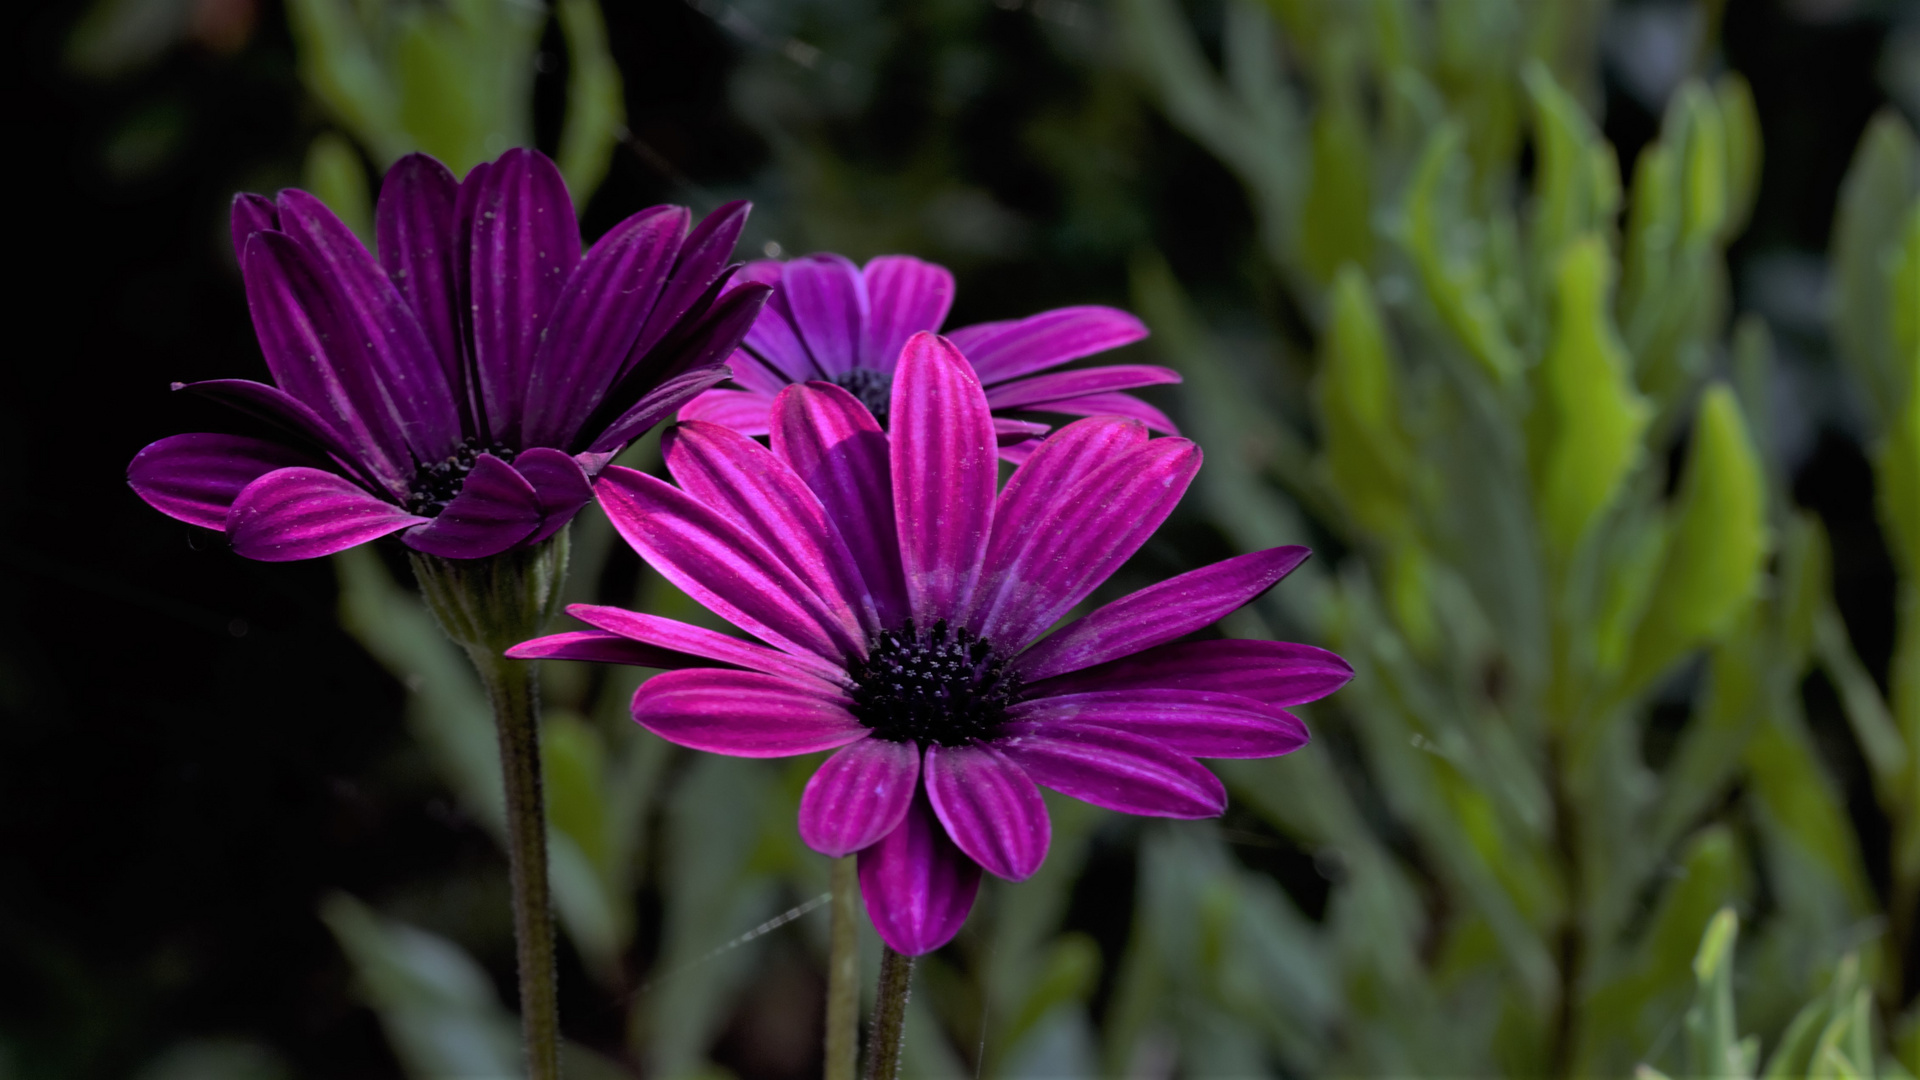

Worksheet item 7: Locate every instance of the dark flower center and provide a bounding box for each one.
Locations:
[831,369,893,427]
[407,438,516,517]
[848,618,1022,747]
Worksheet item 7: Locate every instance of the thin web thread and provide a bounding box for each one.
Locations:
[639,891,833,993]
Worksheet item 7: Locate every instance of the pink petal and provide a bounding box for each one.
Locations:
[769,382,909,628]
[595,466,863,662]
[858,794,983,956]
[741,262,820,381]
[230,193,277,265]
[995,722,1225,818]
[505,629,713,668]
[663,421,876,635]
[630,200,751,359]
[564,603,848,685]
[632,669,866,757]
[924,742,1050,881]
[226,467,424,561]
[1008,690,1309,759]
[585,363,733,456]
[1018,390,1179,435]
[982,364,1180,410]
[947,306,1148,384]
[679,387,775,434]
[782,253,870,376]
[974,436,1202,651]
[720,347,794,396]
[129,433,324,530]
[862,256,954,371]
[891,333,998,621]
[1014,547,1311,681]
[402,452,543,559]
[1027,638,1353,709]
[376,154,467,406]
[512,447,594,545]
[799,738,920,857]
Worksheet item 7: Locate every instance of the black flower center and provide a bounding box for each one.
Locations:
[848,618,1022,747]
[407,438,516,517]
[831,369,893,427]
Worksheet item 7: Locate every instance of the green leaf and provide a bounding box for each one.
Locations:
[1532,234,1651,559]
[1299,31,1373,285]
[134,1040,291,1080]
[1674,83,1729,247]
[1623,385,1768,692]
[1682,908,1740,1080]
[1831,110,1920,431]
[302,131,374,244]
[1715,74,1762,238]
[1523,62,1619,276]
[1878,202,1920,581]
[1404,123,1524,383]
[555,0,624,208]
[1316,266,1413,539]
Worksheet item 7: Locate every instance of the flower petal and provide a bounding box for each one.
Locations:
[1007,690,1309,759]
[892,333,998,621]
[129,433,324,530]
[631,200,751,359]
[241,231,414,486]
[741,262,819,381]
[996,721,1225,818]
[565,603,847,684]
[465,149,581,443]
[505,629,714,669]
[173,378,389,493]
[782,253,869,375]
[975,436,1202,651]
[226,467,424,561]
[230,193,277,265]
[402,453,543,559]
[947,306,1148,385]
[1014,547,1311,681]
[663,421,876,637]
[376,153,467,407]
[1014,390,1180,435]
[862,256,954,371]
[679,387,775,434]
[770,383,909,628]
[924,742,1050,881]
[520,206,688,449]
[799,738,920,857]
[858,794,983,956]
[275,189,461,459]
[512,447,594,545]
[595,465,863,662]
[585,364,734,457]
[1027,639,1352,709]
[631,669,865,757]
[721,347,794,397]
[983,364,1180,410]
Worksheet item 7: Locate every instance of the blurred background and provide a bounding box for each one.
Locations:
[4,0,1917,1077]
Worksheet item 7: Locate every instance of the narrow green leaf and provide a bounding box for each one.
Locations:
[303,131,374,245]
[555,0,624,209]
[1831,109,1920,428]
[1317,266,1413,538]
[1404,124,1524,382]
[1523,62,1618,274]
[1300,53,1373,283]
[1715,73,1762,238]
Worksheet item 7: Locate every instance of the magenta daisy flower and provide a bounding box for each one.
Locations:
[677,253,1179,460]
[128,148,770,561]
[510,332,1349,955]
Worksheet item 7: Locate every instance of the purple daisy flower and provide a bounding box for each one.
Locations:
[510,332,1350,955]
[128,148,771,561]
[677,253,1180,460]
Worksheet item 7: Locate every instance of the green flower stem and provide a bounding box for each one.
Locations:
[863,945,915,1080]
[825,856,860,1080]
[412,535,570,1080]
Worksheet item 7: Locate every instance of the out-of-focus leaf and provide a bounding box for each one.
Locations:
[133,1039,291,1080]
[1682,908,1749,1080]
[285,0,407,165]
[1404,123,1524,383]
[1300,46,1373,285]
[995,933,1101,1063]
[1830,109,1919,430]
[303,131,374,244]
[1433,0,1522,188]
[66,0,193,79]
[1523,62,1619,277]
[555,0,624,208]
[1879,203,1920,580]
[1716,74,1761,238]
[1623,386,1767,693]
[1317,266,1413,539]
[1674,84,1729,247]
[1532,234,1651,559]
[1815,604,1907,802]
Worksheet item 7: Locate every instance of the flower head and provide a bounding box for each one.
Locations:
[128,149,770,561]
[511,332,1350,955]
[678,254,1178,461]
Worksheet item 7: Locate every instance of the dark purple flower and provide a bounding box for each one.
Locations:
[510,332,1349,955]
[128,149,771,561]
[678,254,1178,461]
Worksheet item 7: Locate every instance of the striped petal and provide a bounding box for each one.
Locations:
[799,737,920,857]
[631,669,865,757]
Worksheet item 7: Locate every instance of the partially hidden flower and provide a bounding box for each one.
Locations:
[510,332,1350,955]
[128,148,770,561]
[678,253,1178,460]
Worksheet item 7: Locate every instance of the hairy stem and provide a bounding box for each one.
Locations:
[863,946,915,1080]
[825,857,860,1080]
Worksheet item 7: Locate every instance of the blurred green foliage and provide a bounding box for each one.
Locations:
[108,0,1918,1076]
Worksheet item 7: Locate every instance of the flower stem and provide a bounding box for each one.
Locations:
[863,945,915,1080]
[412,536,570,1080]
[825,856,860,1080]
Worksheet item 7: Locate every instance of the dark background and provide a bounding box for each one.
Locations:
[3,0,1908,1076]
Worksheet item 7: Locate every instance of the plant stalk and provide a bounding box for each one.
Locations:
[863,946,915,1080]
[825,856,860,1080]
[412,536,570,1080]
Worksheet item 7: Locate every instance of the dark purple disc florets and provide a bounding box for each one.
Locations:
[848,618,1021,746]
[831,369,893,427]
[407,438,517,517]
